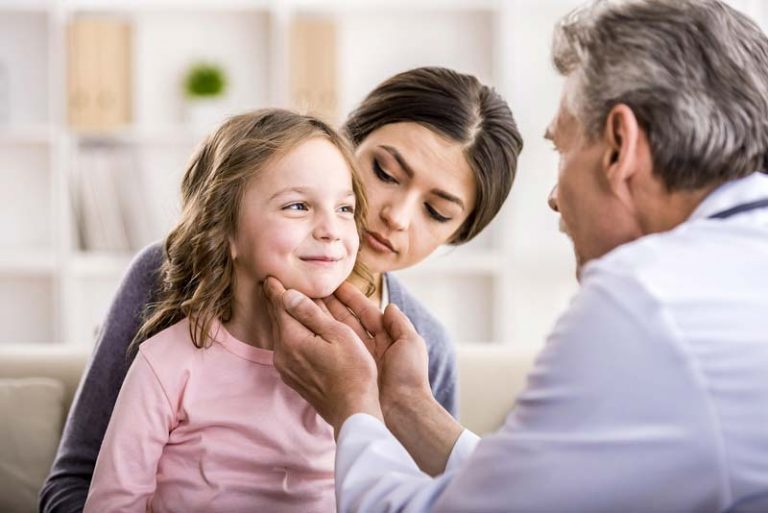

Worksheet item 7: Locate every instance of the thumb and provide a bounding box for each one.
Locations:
[382,303,419,341]
[282,288,345,341]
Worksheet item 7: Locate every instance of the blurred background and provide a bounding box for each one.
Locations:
[1,0,765,351]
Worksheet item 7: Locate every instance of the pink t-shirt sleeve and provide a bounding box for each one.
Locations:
[84,351,176,513]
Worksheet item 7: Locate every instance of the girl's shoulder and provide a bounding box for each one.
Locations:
[139,318,199,364]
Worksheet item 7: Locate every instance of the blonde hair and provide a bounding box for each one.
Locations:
[132,109,371,352]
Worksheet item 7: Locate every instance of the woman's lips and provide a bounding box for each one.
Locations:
[365,231,397,254]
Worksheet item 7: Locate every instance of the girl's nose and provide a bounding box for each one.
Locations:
[313,210,342,241]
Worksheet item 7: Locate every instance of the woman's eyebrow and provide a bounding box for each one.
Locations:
[379,145,465,210]
[431,189,465,210]
[380,145,415,178]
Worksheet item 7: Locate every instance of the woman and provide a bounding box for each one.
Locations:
[39,66,523,512]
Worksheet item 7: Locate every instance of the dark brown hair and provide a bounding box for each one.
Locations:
[132,109,370,351]
[342,66,523,243]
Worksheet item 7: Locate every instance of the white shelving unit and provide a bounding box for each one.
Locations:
[7,0,755,349]
[0,0,566,349]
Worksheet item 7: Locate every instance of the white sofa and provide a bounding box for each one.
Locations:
[0,343,538,513]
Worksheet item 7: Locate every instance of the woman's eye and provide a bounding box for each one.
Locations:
[284,202,308,211]
[373,159,398,184]
[425,203,451,223]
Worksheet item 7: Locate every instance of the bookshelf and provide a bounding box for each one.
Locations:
[11,0,757,349]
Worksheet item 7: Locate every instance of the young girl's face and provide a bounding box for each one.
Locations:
[230,137,359,299]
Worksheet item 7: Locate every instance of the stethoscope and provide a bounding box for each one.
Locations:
[707,198,768,219]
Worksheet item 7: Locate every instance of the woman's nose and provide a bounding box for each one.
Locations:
[380,200,410,231]
[548,184,560,213]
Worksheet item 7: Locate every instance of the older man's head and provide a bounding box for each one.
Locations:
[547,0,768,274]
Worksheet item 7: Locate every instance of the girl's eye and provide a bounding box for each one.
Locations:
[373,159,398,184]
[339,204,355,214]
[425,203,451,223]
[284,202,308,211]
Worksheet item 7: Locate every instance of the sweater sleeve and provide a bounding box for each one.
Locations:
[83,351,175,513]
[39,242,164,513]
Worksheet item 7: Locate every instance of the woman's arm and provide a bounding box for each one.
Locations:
[39,242,164,513]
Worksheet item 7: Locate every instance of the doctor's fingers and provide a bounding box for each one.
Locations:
[263,276,287,307]
[383,303,420,342]
[323,294,370,342]
[263,277,326,353]
[280,287,362,347]
[273,346,327,405]
[333,282,385,337]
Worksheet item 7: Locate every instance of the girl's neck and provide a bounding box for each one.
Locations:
[224,276,274,350]
[225,271,385,349]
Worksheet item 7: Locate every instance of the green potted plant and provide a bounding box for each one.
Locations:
[183,62,228,129]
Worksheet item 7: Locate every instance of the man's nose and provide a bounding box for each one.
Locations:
[548,184,560,213]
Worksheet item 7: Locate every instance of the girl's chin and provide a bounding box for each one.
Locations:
[278,277,344,300]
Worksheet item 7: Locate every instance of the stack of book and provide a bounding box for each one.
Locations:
[71,144,155,252]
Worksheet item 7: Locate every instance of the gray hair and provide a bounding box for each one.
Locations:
[553,0,768,190]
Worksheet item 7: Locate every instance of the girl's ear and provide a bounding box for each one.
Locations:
[229,235,238,261]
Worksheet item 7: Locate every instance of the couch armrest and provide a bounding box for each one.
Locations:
[456,344,538,435]
[0,345,90,415]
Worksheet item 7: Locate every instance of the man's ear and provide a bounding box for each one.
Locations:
[601,104,649,193]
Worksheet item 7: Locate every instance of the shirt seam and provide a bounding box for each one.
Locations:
[137,349,179,422]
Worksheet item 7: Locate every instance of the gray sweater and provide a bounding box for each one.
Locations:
[39,241,458,513]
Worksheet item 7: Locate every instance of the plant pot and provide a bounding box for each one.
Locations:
[184,96,228,131]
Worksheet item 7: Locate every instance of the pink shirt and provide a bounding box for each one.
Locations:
[84,318,336,513]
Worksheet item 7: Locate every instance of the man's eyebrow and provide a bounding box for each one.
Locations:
[544,127,554,141]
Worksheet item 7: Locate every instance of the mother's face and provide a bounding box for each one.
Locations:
[354,122,477,274]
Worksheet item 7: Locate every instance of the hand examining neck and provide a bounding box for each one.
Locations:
[323,282,464,475]
[262,277,383,436]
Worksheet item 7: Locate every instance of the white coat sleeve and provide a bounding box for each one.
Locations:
[335,269,726,513]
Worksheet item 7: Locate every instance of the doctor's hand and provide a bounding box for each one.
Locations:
[326,282,462,476]
[323,282,433,418]
[263,277,383,436]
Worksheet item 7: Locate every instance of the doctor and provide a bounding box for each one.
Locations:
[265,0,768,511]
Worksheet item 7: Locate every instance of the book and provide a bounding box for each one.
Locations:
[290,16,338,124]
[67,17,132,132]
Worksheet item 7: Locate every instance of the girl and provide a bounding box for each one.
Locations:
[83,109,369,512]
[43,67,523,512]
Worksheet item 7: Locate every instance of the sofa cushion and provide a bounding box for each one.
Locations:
[0,378,65,513]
